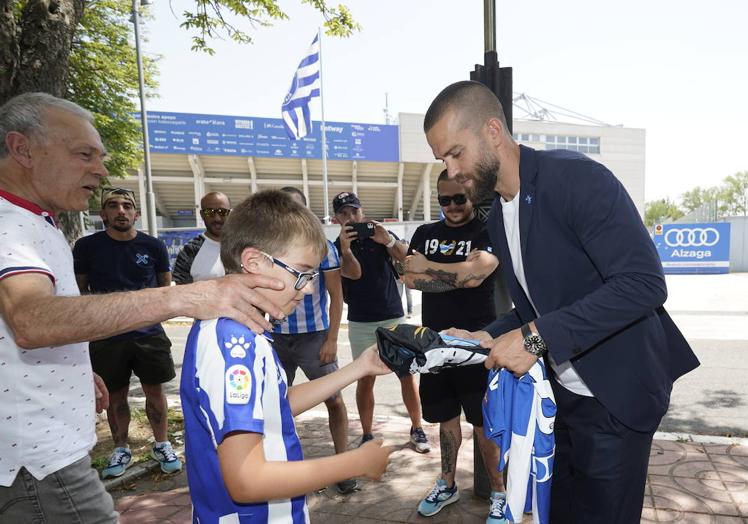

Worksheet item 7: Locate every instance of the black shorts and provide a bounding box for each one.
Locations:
[89,332,175,391]
[419,364,489,427]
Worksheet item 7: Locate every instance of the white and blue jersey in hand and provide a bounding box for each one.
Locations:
[273,239,340,334]
[180,318,309,524]
[482,359,556,524]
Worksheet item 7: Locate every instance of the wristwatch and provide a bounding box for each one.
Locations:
[520,323,547,357]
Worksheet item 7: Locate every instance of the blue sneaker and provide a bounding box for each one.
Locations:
[486,490,507,524]
[101,447,132,479]
[417,479,459,517]
[151,441,182,474]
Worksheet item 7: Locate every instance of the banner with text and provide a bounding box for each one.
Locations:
[145,111,399,162]
[653,222,730,274]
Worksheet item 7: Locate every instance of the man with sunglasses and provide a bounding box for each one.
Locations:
[173,192,231,284]
[73,187,183,479]
[402,170,505,521]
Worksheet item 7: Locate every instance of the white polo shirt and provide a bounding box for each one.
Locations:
[0,191,96,487]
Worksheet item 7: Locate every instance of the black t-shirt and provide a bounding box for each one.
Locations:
[335,232,404,322]
[73,231,170,339]
[409,217,496,332]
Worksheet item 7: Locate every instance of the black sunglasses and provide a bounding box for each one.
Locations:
[438,194,468,207]
[201,208,231,218]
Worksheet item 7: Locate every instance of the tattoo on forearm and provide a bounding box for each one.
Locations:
[425,268,458,286]
[440,427,458,474]
[414,278,455,293]
[456,272,488,287]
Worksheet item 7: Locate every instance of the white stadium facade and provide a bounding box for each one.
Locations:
[92,110,645,232]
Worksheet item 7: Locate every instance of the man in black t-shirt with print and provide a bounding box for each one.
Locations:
[403,170,506,519]
[73,188,182,480]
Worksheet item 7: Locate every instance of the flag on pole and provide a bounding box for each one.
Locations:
[281,34,321,140]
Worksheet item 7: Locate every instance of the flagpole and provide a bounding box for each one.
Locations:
[318,28,331,224]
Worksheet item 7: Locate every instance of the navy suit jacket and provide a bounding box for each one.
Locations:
[484,145,699,432]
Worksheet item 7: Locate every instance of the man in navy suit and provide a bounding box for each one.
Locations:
[423,80,699,524]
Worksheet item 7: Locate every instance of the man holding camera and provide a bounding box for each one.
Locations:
[333,192,430,453]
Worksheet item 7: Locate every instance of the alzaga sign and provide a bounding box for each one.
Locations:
[652,222,731,274]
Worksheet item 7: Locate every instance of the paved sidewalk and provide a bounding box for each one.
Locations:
[112,411,748,523]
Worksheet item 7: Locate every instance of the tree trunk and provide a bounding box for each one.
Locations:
[0,0,19,101]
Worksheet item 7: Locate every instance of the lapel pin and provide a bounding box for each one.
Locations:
[525,194,533,205]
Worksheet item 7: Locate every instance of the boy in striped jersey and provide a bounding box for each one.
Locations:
[180,190,397,524]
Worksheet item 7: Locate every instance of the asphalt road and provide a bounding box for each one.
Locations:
[127,273,748,438]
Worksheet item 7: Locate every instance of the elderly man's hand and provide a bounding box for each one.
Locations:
[182,274,286,333]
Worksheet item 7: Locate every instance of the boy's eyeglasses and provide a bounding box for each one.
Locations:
[262,252,319,290]
[201,208,231,218]
[438,194,468,207]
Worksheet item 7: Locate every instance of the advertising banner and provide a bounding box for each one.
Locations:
[145,111,399,162]
[159,229,203,270]
[653,222,731,274]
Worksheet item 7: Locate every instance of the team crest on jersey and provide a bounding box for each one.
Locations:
[439,241,456,255]
[225,364,251,404]
[224,335,250,358]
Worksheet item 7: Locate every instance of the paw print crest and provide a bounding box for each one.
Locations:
[225,336,251,358]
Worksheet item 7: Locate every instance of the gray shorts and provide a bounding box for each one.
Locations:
[348,317,405,359]
[0,455,118,523]
[272,331,340,400]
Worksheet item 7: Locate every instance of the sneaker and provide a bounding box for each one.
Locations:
[336,478,358,495]
[151,441,183,474]
[417,478,459,517]
[486,491,507,524]
[101,447,132,479]
[410,427,431,453]
[358,433,374,447]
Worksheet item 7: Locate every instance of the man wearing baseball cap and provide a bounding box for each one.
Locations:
[333,191,431,454]
[73,187,182,480]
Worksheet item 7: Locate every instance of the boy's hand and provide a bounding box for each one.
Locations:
[356,345,392,376]
[358,439,399,480]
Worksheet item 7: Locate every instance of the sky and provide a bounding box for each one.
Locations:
[144,0,748,203]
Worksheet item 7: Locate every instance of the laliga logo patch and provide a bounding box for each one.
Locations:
[225,365,251,404]
[224,336,250,358]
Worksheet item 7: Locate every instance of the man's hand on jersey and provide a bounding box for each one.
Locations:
[404,250,429,274]
[318,338,338,365]
[482,327,537,376]
[93,373,109,413]
[184,274,285,334]
[358,439,399,480]
[441,327,492,343]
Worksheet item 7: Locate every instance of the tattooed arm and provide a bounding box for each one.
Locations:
[402,249,499,293]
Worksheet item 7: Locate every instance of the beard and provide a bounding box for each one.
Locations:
[466,150,500,204]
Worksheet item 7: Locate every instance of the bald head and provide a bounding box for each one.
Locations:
[424,81,508,135]
[201,191,230,209]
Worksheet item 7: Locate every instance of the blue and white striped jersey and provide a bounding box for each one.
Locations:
[180,318,308,524]
[483,359,556,524]
[273,240,340,334]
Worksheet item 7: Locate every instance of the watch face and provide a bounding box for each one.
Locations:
[524,334,546,356]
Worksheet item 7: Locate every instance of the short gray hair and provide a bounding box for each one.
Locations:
[0,92,94,158]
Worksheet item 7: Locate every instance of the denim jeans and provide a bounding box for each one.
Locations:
[0,455,118,523]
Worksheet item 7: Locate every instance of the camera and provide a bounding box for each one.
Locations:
[349,221,375,240]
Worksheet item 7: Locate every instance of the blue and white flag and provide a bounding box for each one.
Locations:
[281,34,321,140]
[483,358,556,524]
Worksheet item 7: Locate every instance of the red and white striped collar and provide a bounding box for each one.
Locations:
[0,188,57,227]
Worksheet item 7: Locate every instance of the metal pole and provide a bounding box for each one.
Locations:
[133,0,158,236]
[318,28,330,224]
[484,0,496,52]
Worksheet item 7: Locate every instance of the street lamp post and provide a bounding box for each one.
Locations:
[132,0,158,236]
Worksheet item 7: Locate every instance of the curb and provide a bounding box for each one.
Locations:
[102,447,185,492]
